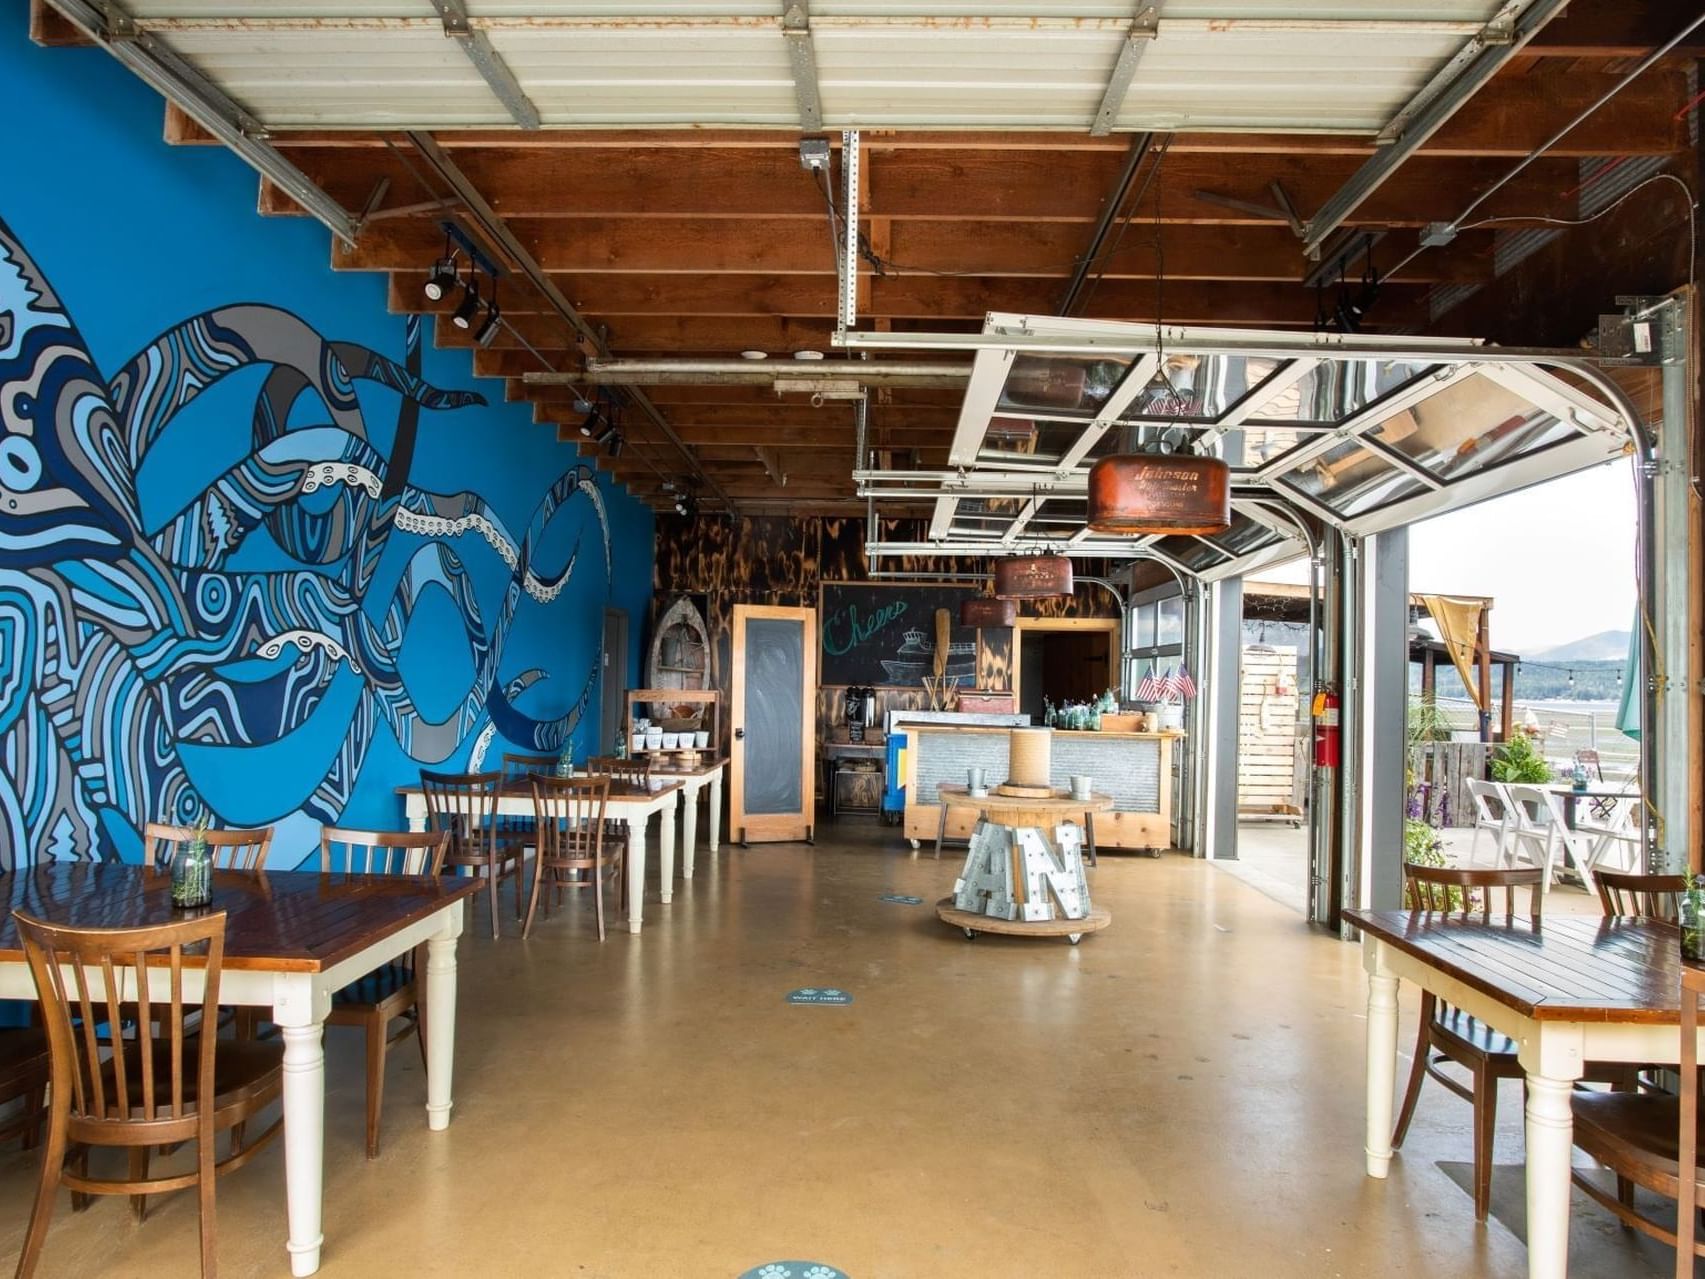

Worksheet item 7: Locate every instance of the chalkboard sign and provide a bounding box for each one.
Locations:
[820,582,982,688]
[743,617,806,815]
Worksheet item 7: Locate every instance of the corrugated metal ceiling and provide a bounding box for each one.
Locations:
[114,2,1520,132]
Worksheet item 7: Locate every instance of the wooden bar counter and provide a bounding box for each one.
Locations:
[899,724,1178,853]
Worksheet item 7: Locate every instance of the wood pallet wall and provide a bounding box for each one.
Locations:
[1238,644,1303,816]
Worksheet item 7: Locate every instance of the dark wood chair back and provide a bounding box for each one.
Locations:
[1403,863,1544,922]
[143,823,272,871]
[531,776,609,864]
[500,752,558,781]
[1592,867,1685,922]
[419,771,503,868]
[586,755,649,788]
[318,828,449,877]
[14,908,225,1141]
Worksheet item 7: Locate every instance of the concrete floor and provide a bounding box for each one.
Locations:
[0,821,1677,1278]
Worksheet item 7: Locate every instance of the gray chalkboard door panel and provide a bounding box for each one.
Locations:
[730,604,817,843]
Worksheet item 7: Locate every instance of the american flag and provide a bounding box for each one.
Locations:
[1173,662,1197,699]
[1134,665,1163,701]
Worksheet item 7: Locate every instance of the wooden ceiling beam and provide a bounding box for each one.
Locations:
[1525,3,1705,58]
[527,383,965,409]
[269,150,1583,226]
[369,223,1491,287]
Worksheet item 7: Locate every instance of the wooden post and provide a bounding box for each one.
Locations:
[1475,607,1492,743]
[1499,660,1515,743]
[1421,647,1435,700]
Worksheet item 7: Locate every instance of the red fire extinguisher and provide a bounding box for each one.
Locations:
[1312,687,1340,769]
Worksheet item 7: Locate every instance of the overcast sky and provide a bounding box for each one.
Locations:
[1254,457,1636,655]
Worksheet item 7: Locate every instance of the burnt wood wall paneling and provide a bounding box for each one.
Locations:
[652,516,1117,754]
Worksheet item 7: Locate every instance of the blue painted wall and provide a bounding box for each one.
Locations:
[0,31,653,869]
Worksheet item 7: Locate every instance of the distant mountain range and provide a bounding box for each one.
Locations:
[1528,630,1630,662]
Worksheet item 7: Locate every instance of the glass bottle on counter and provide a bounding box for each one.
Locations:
[171,813,213,910]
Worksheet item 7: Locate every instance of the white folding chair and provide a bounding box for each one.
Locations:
[1502,784,1566,891]
[1464,778,1513,868]
[1573,795,1642,880]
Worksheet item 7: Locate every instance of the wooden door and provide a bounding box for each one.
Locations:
[730,604,817,844]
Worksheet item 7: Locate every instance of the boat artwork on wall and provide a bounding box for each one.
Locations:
[0,214,611,869]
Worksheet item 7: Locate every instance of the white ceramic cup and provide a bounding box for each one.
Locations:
[645,729,663,750]
[629,734,645,755]
[662,732,680,750]
[694,731,710,749]
[1070,774,1092,799]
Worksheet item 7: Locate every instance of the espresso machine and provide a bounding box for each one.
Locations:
[844,686,877,742]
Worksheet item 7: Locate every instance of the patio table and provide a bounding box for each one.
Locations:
[1543,783,1638,831]
[1347,909,1688,1279]
[0,862,481,1278]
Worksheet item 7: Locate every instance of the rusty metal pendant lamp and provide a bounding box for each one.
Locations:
[995,553,1073,600]
[960,595,1018,627]
[1086,450,1231,536]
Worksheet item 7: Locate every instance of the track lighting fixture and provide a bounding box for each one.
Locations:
[473,284,502,348]
[578,406,604,438]
[451,278,482,330]
[424,231,461,301]
[607,431,624,459]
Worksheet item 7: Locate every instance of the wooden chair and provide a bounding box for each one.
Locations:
[143,823,272,870]
[319,827,449,1159]
[585,756,647,906]
[1594,867,1685,922]
[11,909,284,1278]
[1393,863,1545,1222]
[0,1025,50,1150]
[420,770,524,940]
[1569,963,1705,1267]
[525,776,614,940]
[497,751,558,854]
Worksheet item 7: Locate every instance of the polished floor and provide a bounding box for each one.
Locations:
[0,822,1677,1277]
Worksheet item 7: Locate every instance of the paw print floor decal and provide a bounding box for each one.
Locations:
[786,988,853,1005]
[739,1263,849,1279]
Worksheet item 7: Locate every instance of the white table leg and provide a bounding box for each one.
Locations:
[709,772,722,852]
[1363,941,1398,1178]
[659,799,677,904]
[682,782,701,881]
[425,909,461,1131]
[1524,1074,1576,1279]
[273,975,329,1278]
[627,816,648,934]
[406,799,427,835]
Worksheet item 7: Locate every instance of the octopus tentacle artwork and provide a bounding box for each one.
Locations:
[0,215,610,869]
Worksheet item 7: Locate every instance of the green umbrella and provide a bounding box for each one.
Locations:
[1616,607,1641,740]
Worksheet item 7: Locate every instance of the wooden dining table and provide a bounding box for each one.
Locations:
[397,776,684,934]
[0,861,482,1277]
[1347,909,1687,1279]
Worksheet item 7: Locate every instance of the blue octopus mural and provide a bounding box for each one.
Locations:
[0,214,610,869]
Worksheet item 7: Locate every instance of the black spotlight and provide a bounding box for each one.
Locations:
[577,406,604,438]
[451,278,482,330]
[473,289,502,348]
[589,418,618,446]
[607,431,624,458]
[424,252,460,302]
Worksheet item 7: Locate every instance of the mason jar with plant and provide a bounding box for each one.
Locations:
[1682,869,1704,962]
[170,811,213,909]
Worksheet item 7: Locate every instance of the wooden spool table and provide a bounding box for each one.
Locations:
[935,783,1114,945]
